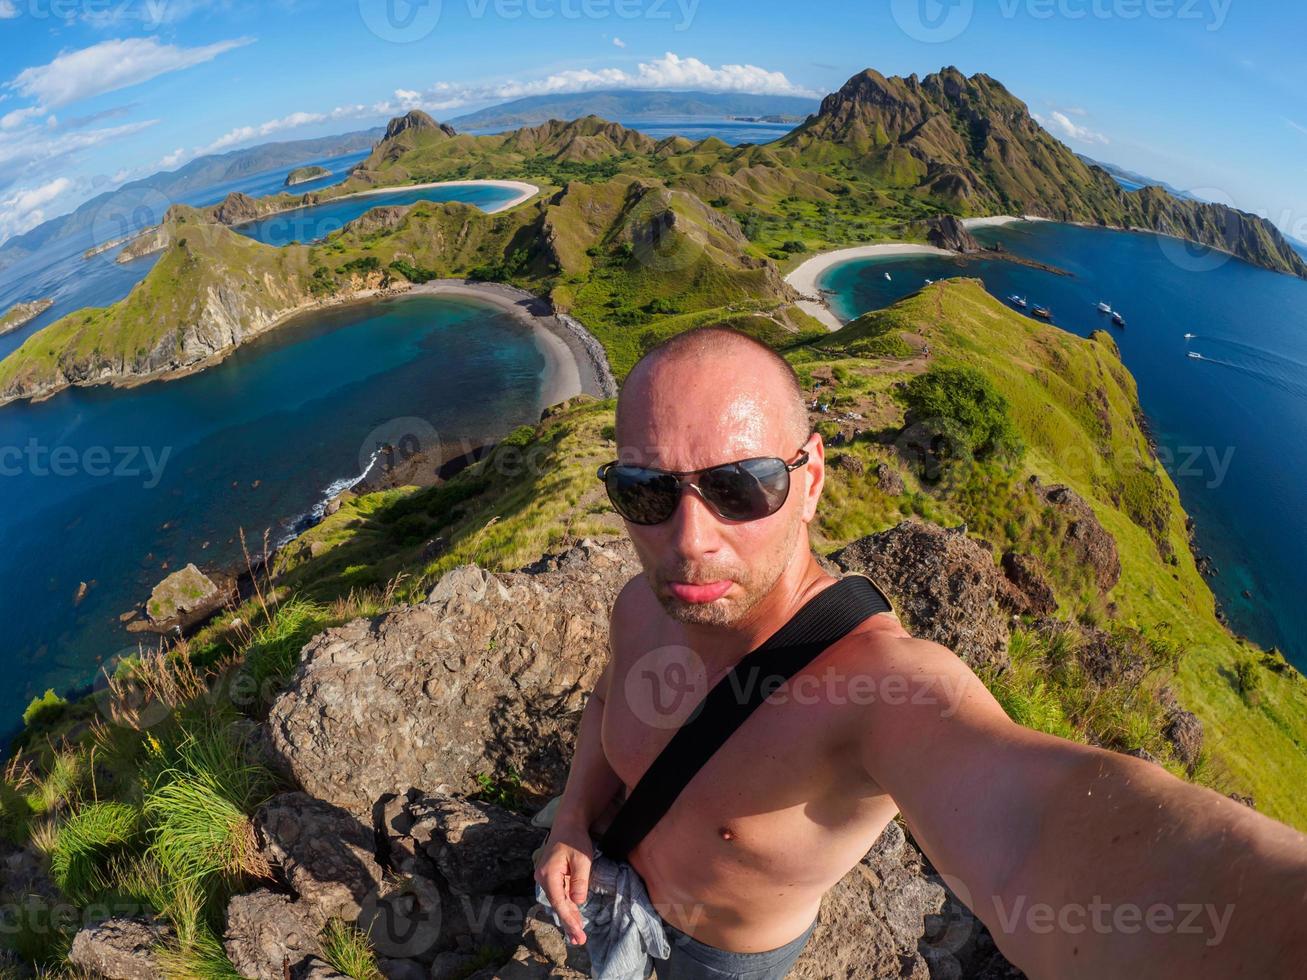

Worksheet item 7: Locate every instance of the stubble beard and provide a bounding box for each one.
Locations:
[650,509,801,627]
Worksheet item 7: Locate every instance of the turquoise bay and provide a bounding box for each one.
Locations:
[822,221,1307,668]
[0,295,550,737]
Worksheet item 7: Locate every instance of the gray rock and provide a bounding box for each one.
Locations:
[405,793,544,897]
[793,821,945,979]
[831,521,1013,670]
[1160,687,1204,773]
[256,792,384,922]
[224,888,323,980]
[379,957,429,980]
[265,539,640,817]
[295,957,351,980]
[68,916,171,980]
[1032,480,1121,594]
[1001,552,1058,616]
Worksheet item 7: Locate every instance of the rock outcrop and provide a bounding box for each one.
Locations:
[384,110,457,141]
[830,521,1017,670]
[1030,477,1121,593]
[68,916,171,980]
[0,297,53,336]
[926,214,982,253]
[266,538,640,817]
[144,562,224,626]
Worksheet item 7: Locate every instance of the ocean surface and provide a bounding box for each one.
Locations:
[0,294,550,737]
[461,115,799,145]
[822,221,1307,668]
[233,183,522,246]
[0,153,521,359]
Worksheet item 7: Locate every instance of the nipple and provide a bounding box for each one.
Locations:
[718,826,736,842]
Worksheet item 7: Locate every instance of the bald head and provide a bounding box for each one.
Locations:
[616,327,810,463]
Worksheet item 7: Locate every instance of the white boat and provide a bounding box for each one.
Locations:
[884,272,892,281]
[924,278,934,285]
[1111,311,1125,327]
[1187,351,1202,359]
[1008,294,1028,308]
[1097,301,1112,313]
[1183,333,1197,340]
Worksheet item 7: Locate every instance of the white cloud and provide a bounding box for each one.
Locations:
[0,0,19,18]
[0,118,158,170]
[9,36,254,108]
[203,110,327,153]
[0,176,74,243]
[1287,118,1307,138]
[1,106,46,131]
[159,147,188,168]
[175,53,812,158]
[612,36,627,48]
[1037,110,1109,145]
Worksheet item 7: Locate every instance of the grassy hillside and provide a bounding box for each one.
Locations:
[6,279,1305,975]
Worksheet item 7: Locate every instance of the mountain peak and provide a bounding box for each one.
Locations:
[383,110,456,141]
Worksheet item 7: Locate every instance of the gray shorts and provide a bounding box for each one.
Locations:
[650,916,818,980]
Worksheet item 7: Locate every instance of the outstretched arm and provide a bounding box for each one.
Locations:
[859,635,1307,979]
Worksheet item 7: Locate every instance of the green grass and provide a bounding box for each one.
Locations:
[50,802,141,904]
[320,919,384,980]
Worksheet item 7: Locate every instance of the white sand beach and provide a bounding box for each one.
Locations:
[784,244,955,330]
[343,179,540,214]
[406,280,598,410]
[961,214,1052,229]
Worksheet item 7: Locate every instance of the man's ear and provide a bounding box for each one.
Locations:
[801,432,824,523]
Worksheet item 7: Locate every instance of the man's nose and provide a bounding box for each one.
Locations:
[664,484,723,555]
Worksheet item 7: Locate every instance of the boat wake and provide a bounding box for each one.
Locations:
[1186,350,1307,399]
[1192,335,1307,374]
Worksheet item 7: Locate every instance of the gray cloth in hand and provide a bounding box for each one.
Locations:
[535,851,671,980]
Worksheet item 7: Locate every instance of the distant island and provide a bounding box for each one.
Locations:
[285,165,331,186]
[448,88,820,131]
[0,297,53,336]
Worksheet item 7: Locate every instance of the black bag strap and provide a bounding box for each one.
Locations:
[598,573,893,862]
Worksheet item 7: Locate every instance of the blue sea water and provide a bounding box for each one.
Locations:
[0,295,551,736]
[822,221,1307,668]
[233,183,522,246]
[0,155,514,358]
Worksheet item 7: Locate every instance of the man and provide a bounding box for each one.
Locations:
[534,326,1307,979]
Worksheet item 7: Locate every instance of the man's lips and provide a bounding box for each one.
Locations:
[667,580,732,603]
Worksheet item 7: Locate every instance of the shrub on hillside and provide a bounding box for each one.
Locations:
[901,365,1024,462]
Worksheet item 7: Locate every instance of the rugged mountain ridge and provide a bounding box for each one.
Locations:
[785,67,1307,277]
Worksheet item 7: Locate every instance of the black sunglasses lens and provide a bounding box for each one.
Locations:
[699,458,790,521]
[606,467,681,525]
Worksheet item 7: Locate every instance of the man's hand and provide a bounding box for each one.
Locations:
[534,819,594,945]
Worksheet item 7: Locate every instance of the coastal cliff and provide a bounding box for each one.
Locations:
[781,68,1307,278]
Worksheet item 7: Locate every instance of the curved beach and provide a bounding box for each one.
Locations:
[405,279,617,409]
[785,244,955,330]
[341,179,540,213]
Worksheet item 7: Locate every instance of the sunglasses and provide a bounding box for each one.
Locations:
[596,441,812,526]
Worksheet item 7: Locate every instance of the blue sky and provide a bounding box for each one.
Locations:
[1,0,1304,245]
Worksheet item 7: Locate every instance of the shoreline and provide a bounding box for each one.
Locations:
[337,179,540,215]
[961,214,1052,229]
[785,243,955,330]
[402,279,617,409]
